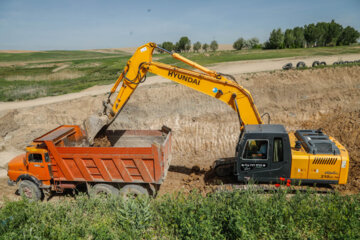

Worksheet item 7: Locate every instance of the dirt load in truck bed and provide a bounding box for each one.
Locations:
[93,130,166,147]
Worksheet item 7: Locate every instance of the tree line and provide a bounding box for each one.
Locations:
[264,20,359,49]
[159,36,219,53]
[158,20,359,53]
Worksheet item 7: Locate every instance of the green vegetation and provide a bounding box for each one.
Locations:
[0,50,127,62]
[0,54,130,101]
[265,20,360,49]
[0,45,360,101]
[193,41,202,52]
[233,37,261,50]
[0,189,359,239]
[202,43,209,52]
[157,45,360,67]
[210,40,219,52]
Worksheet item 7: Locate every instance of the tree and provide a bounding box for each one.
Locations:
[248,37,260,49]
[284,29,295,48]
[202,43,209,52]
[210,40,218,51]
[325,20,343,46]
[193,41,201,52]
[304,23,318,47]
[293,27,305,48]
[233,38,246,50]
[315,22,328,47]
[265,28,284,49]
[161,41,174,52]
[337,26,360,45]
[175,36,191,52]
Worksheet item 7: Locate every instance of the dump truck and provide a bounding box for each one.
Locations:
[7,125,172,201]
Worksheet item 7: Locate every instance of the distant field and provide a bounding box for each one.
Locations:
[0,50,128,62]
[0,45,360,101]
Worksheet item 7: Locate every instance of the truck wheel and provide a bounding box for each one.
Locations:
[19,180,42,201]
[90,184,119,197]
[119,185,149,199]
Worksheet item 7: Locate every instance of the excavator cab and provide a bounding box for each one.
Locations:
[234,124,292,183]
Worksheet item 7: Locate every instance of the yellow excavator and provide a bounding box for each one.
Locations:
[84,42,349,185]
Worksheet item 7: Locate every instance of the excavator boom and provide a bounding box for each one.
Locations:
[84,42,262,144]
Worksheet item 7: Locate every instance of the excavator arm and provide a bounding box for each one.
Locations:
[84,42,262,144]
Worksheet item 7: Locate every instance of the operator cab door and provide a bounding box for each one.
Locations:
[269,136,291,180]
[26,152,52,181]
[236,135,291,183]
[237,138,273,182]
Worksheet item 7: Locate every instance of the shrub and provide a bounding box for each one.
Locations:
[193,41,202,52]
[233,38,246,50]
[210,40,218,51]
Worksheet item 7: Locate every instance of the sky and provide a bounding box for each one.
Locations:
[0,0,359,50]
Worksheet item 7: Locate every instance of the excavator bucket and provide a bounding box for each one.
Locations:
[83,114,109,145]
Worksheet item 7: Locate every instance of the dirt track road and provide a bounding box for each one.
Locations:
[1,53,359,112]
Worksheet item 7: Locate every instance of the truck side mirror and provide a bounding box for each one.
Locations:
[23,155,28,167]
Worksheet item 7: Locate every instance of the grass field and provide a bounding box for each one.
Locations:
[0,189,359,240]
[0,45,360,101]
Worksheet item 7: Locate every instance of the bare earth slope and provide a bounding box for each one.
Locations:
[0,65,359,200]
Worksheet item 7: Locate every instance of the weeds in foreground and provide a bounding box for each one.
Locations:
[0,189,359,240]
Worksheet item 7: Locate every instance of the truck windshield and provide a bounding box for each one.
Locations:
[28,154,43,163]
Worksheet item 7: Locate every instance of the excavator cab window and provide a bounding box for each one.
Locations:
[242,140,268,160]
[28,153,43,163]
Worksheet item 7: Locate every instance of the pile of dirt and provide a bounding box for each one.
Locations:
[301,110,360,194]
[93,135,112,147]
[0,110,19,138]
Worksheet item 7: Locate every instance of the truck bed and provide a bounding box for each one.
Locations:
[37,125,172,185]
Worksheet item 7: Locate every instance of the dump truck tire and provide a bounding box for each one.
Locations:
[90,184,119,197]
[120,184,149,199]
[320,61,326,66]
[19,180,42,201]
